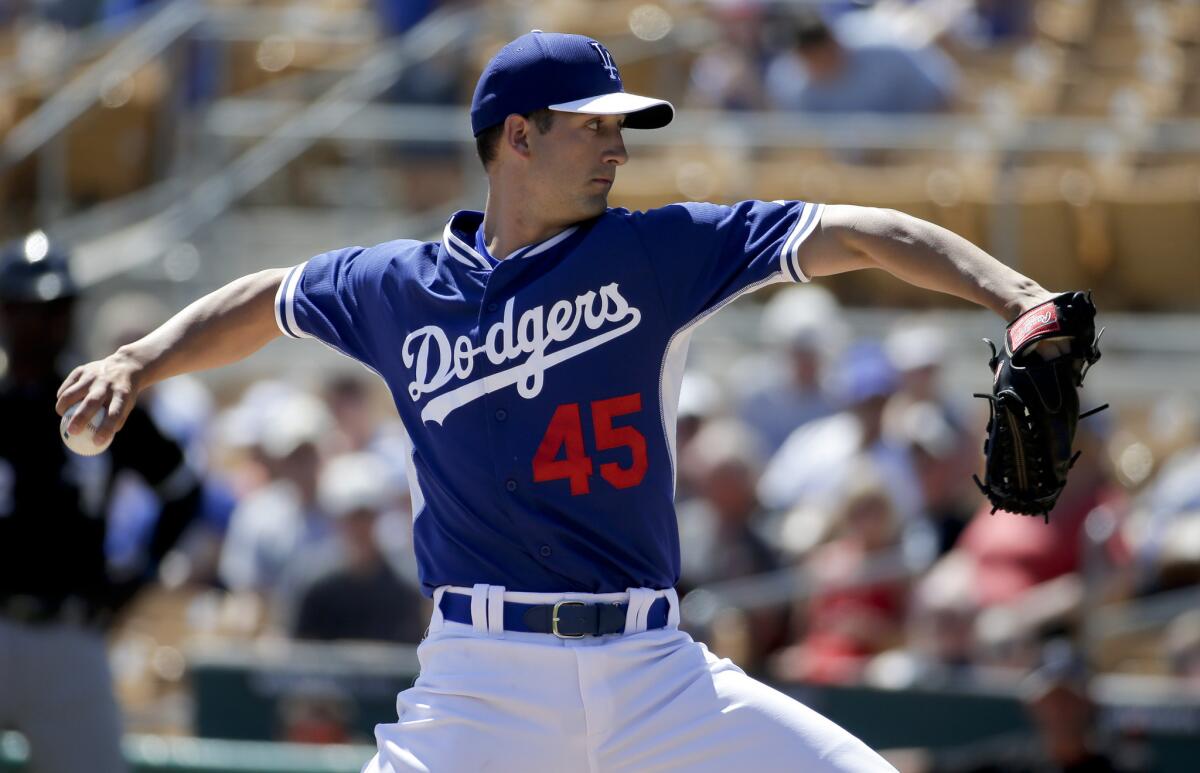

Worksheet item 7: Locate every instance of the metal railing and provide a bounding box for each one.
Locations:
[200,102,1200,155]
[0,0,207,170]
[65,6,478,287]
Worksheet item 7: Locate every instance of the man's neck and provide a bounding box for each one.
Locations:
[480,187,575,261]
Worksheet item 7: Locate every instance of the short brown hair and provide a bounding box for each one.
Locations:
[475,109,556,168]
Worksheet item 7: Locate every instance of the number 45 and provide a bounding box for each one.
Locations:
[532,393,648,496]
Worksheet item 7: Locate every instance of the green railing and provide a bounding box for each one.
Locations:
[0,733,374,773]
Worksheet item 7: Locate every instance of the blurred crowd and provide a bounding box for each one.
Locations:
[99,296,431,646]
[4,0,1030,116]
[683,2,974,116]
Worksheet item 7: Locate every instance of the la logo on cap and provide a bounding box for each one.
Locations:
[589,42,620,81]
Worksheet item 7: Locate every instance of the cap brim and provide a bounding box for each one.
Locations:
[548,91,674,129]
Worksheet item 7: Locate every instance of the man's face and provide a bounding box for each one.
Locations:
[526,112,628,222]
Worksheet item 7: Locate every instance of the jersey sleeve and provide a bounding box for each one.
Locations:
[274,246,384,369]
[629,200,824,330]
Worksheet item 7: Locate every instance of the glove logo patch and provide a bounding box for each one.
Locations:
[1008,303,1060,353]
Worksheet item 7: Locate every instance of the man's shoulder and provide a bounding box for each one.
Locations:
[360,238,438,265]
[318,238,438,282]
[607,201,732,230]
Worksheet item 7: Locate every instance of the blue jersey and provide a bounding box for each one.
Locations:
[275,200,824,595]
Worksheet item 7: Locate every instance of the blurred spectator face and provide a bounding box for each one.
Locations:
[272,442,321,500]
[926,607,976,665]
[852,394,889,442]
[798,39,843,82]
[339,507,382,567]
[325,376,374,452]
[844,492,898,550]
[700,460,758,523]
[320,452,397,565]
[885,323,947,401]
[789,346,821,390]
[687,419,765,521]
[717,2,764,49]
[911,436,971,511]
[0,298,73,371]
[259,392,334,498]
[913,554,979,665]
[900,364,939,401]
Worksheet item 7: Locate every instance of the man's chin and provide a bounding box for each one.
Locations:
[580,194,609,218]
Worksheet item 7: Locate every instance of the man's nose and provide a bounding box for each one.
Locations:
[603,133,628,166]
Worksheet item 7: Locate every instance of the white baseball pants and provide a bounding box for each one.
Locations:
[362,586,896,773]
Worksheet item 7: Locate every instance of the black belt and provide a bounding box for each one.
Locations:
[438,592,670,638]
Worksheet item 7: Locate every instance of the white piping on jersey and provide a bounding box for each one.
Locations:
[509,225,579,260]
[275,261,388,382]
[443,222,491,270]
[658,326,694,497]
[657,273,784,495]
[445,212,579,267]
[275,262,311,339]
[774,201,824,283]
[399,429,426,524]
[658,201,821,492]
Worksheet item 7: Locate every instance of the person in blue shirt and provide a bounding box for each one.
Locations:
[766,10,957,114]
[61,30,1059,773]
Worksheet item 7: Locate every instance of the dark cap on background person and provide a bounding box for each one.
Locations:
[470,30,675,136]
[0,231,77,303]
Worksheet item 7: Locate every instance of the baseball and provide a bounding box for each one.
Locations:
[60,403,111,456]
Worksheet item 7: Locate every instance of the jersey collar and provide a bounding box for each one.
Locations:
[442,211,491,271]
[442,210,582,270]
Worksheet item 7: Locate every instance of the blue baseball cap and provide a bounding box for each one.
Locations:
[470,30,675,136]
[836,341,899,404]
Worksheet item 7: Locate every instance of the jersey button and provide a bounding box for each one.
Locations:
[539,545,552,557]
[505,479,518,492]
[494,409,507,421]
[486,302,498,312]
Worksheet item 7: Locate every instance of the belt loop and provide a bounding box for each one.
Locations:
[665,588,681,628]
[636,590,653,632]
[430,587,447,632]
[487,585,506,637]
[471,584,490,634]
[624,588,653,634]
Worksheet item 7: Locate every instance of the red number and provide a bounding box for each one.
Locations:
[533,393,648,495]
[591,393,648,489]
[532,403,593,495]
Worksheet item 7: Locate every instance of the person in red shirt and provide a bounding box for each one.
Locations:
[775,470,909,684]
[957,423,1130,609]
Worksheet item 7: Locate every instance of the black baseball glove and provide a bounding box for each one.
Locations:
[973,291,1106,520]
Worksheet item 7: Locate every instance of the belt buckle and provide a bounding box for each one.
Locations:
[551,600,586,639]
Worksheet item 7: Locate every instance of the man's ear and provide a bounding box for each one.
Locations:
[503,115,532,160]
